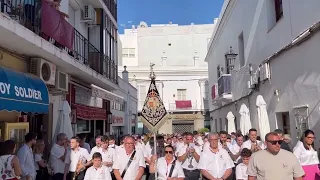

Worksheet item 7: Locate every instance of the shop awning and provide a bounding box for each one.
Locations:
[175,100,192,109]
[0,66,49,113]
[91,84,124,104]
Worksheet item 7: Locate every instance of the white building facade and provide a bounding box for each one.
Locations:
[119,22,215,134]
[207,0,320,145]
[0,0,137,145]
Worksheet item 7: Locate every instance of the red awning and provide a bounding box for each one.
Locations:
[72,104,106,120]
[175,100,192,109]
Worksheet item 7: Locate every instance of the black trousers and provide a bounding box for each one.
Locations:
[67,171,85,180]
[52,173,64,180]
[183,169,200,180]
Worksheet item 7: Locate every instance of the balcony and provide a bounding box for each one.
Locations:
[169,100,199,112]
[217,74,232,102]
[0,0,118,87]
[102,0,117,20]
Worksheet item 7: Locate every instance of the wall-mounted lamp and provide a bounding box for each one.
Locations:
[274,89,280,101]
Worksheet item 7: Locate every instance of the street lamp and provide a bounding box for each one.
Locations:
[225,46,238,74]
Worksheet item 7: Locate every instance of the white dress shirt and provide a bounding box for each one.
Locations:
[49,143,66,174]
[236,163,248,180]
[112,148,146,180]
[230,143,241,164]
[90,146,102,156]
[241,140,266,150]
[100,148,116,172]
[17,144,36,179]
[198,148,234,178]
[65,147,90,172]
[156,157,185,180]
[293,141,319,166]
[84,166,112,180]
[178,144,201,170]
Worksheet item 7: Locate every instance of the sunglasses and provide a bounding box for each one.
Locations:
[165,151,173,154]
[267,140,283,145]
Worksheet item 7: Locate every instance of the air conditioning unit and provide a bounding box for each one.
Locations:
[83,5,96,22]
[260,63,271,81]
[30,58,56,86]
[55,70,69,92]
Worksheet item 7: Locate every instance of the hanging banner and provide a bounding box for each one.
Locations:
[140,78,168,132]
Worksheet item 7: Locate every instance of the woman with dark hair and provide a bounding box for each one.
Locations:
[149,145,185,180]
[293,129,319,180]
[0,140,22,180]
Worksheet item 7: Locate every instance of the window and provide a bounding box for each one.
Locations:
[238,32,245,67]
[177,89,187,100]
[138,85,146,107]
[274,0,283,22]
[122,48,135,58]
[217,65,222,78]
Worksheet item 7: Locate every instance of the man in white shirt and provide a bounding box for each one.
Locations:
[90,135,102,155]
[108,135,118,150]
[17,132,37,180]
[198,133,234,180]
[134,135,145,151]
[193,131,204,147]
[178,132,201,180]
[241,129,266,153]
[227,134,244,165]
[50,133,68,180]
[112,136,145,180]
[64,136,91,180]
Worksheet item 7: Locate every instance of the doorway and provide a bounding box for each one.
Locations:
[276,112,290,134]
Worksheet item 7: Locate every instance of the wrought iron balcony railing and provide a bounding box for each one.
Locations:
[0,0,118,84]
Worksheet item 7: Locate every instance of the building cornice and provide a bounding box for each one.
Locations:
[205,0,237,62]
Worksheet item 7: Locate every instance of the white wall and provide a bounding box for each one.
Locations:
[119,29,138,66]
[207,0,320,145]
[114,77,138,134]
[119,23,214,114]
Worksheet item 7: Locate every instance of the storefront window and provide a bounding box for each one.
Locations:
[77,120,90,132]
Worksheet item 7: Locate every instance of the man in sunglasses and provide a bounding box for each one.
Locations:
[247,132,305,180]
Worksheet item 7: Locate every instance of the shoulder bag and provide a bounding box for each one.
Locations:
[121,150,136,178]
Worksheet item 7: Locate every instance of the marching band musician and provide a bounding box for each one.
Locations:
[241,129,265,153]
[177,132,201,180]
[90,135,102,156]
[98,136,116,179]
[84,152,112,180]
[64,136,91,180]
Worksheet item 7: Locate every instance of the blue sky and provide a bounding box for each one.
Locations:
[117,0,224,33]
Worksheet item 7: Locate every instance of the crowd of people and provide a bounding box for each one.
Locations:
[0,128,319,180]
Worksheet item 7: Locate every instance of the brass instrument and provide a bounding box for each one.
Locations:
[73,155,85,180]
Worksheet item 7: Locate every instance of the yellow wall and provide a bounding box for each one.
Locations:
[0,49,27,122]
[0,49,27,72]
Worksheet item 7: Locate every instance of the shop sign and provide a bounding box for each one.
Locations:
[112,116,124,124]
[169,113,202,120]
[0,82,43,100]
[74,86,103,108]
[131,118,136,124]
